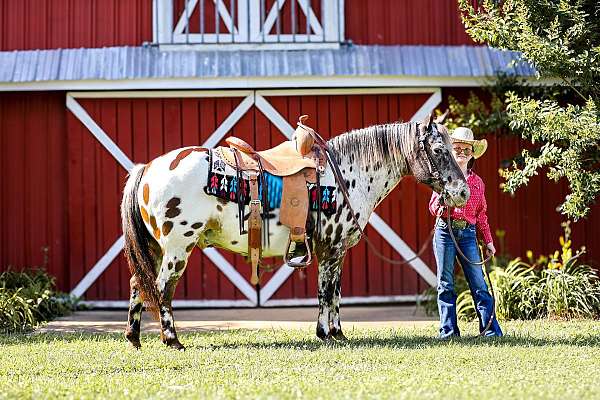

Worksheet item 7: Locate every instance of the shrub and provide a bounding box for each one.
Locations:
[0,268,80,333]
[460,222,600,321]
[422,222,600,321]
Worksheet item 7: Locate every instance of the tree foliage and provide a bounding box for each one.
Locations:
[458,0,600,219]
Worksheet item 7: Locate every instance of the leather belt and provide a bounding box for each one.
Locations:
[450,219,467,230]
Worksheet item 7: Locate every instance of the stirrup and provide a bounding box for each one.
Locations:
[284,236,313,269]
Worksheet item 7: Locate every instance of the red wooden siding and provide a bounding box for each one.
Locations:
[0,92,69,290]
[1,91,599,302]
[345,0,474,45]
[0,0,152,51]
[0,0,472,51]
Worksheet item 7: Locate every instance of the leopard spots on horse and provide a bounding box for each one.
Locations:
[325,224,333,237]
[184,231,194,237]
[140,206,150,223]
[351,179,356,188]
[169,147,207,170]
[167,262,173,270]
[191,222,203,229]
[162,221,173,236]
[346,211,353,222]
[185,243,195,252]
[143,184,150,204]
[334,225,343,243]
[216,204,223,212]
[334,205,344,223]
[217,198,229,205]
[165,197,181,218]
[150,216,161,239]
[231,240,238,245]
[175,260,185,272]
[180,221,188,225]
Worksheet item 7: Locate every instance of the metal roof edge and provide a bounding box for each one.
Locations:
[0,74,559,92]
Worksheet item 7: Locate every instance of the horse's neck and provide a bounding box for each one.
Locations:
[329,124,412,213]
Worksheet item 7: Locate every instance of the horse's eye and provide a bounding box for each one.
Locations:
[433,147,443,155]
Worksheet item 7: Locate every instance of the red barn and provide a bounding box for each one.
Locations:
[1,0,598,307]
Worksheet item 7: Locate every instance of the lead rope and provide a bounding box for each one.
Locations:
[440,205,496,336]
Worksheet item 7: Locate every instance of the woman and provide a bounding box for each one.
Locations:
[429,127,503,338]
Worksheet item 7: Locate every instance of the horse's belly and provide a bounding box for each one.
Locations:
[207,205,291,258]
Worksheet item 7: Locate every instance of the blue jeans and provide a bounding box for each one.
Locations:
[433,219,503,338]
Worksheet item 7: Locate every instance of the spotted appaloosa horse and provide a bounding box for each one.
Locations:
[121,115,469,350]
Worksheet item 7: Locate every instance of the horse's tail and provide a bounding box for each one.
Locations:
[121,164,161,319]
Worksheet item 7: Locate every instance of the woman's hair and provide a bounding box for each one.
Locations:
[468,157,475,170]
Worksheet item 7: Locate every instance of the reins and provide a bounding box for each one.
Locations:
[304,120,497,336]
[301,121,435,266]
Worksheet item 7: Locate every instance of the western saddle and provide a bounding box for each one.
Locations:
[217,115,326,285]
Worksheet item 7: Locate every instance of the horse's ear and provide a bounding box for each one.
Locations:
[434,109,449,124]
[421,112,434,130]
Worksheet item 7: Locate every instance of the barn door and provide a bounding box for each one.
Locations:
[65,88,440,307]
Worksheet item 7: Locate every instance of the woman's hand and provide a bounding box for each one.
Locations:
[485,243,496,258]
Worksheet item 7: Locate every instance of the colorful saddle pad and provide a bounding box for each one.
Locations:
[205,149,337,215]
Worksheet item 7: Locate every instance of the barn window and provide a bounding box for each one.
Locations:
[152,0,345,49]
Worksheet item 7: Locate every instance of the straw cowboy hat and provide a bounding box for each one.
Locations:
[450,127,488,159]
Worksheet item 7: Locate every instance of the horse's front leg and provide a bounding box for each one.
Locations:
[316,246,346,341]
[156,248,189,351]
[329,275,347,341]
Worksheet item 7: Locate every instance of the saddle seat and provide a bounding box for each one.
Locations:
[220,136,322,176]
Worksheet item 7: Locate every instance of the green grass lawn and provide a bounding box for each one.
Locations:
[1,320,600,399]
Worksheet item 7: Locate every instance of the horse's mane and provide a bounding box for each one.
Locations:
[327,121,418,175]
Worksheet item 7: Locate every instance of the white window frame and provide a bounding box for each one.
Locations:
[153,0,344,50]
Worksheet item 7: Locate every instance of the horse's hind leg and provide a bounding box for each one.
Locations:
[125,275,143,349]
[156,247,190,351]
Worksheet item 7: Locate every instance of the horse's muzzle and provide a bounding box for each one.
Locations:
[442,182,469,207]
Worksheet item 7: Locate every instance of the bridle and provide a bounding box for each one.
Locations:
[417,122,443,184]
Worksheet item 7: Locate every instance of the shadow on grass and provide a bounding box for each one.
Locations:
[2,329,600,350]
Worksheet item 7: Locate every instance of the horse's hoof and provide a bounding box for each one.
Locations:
[125,331,142,349]
[128,340,142,349]
[332,330,348,341]
[316,325,329,341]
[166,339,186,351]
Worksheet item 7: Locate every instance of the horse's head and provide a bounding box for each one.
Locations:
[411,113,469,207]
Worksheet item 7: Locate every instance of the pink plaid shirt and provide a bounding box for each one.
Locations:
[429,170,494,245]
